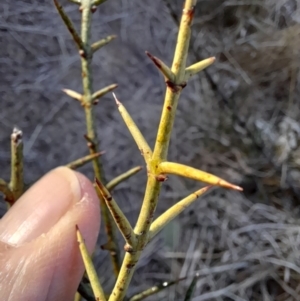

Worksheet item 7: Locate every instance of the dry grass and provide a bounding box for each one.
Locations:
[1,0,300,300]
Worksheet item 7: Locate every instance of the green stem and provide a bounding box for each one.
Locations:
[92,84,118,103]
[109,176,161,301]
[96,178,137,249]
[128,276,189,301]
[9,127,24,202]
[66,151,104,170]
[80,0,120,276]
[106,166,143,191]
[152,0,196,162]
[148,186,211,241]
[77,226,107,301]
[109,2,197,299]
[0,178,14,206]
[92,35,117,53]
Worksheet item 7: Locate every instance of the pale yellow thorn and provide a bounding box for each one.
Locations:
[92,35,117,53]
[184,57,216,81]
[149,186,211,241]
[62,89,83,102]
[76,226,107,301]
[158,161,243,191]
[112,93,153,164]
[92,84,118,102]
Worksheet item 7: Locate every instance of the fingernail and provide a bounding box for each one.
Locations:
[0,167,83,245]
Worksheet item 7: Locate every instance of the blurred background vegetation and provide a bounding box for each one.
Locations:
[1,0,300,300]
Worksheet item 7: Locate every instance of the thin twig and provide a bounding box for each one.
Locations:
[9,127,24,202]
[128,276,192,301]
[95,178,136,249]
[149,186,211,241]
[92,35,117,53]
[66,151,105,169]
[53,0,85,52]
[76,225,107,301]
[79,0,120,275]
[92,84,118,103]
[106,166,143,191]
[94,184,120,274]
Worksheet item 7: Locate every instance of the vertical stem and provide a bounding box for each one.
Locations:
[109,177,161,301]
[109,1,197,300]
[9,127,24,202]
[80,0,120,276]
[153,0,196,162]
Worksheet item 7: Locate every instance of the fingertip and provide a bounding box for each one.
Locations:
[0,168,101,301]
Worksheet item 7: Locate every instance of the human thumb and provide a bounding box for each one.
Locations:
[0,167,100,301]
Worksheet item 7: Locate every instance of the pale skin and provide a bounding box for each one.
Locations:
[0,167,100,301]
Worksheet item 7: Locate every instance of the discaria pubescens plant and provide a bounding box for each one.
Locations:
[0,0,242,300]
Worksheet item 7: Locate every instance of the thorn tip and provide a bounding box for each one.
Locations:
[112,92,120,105]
